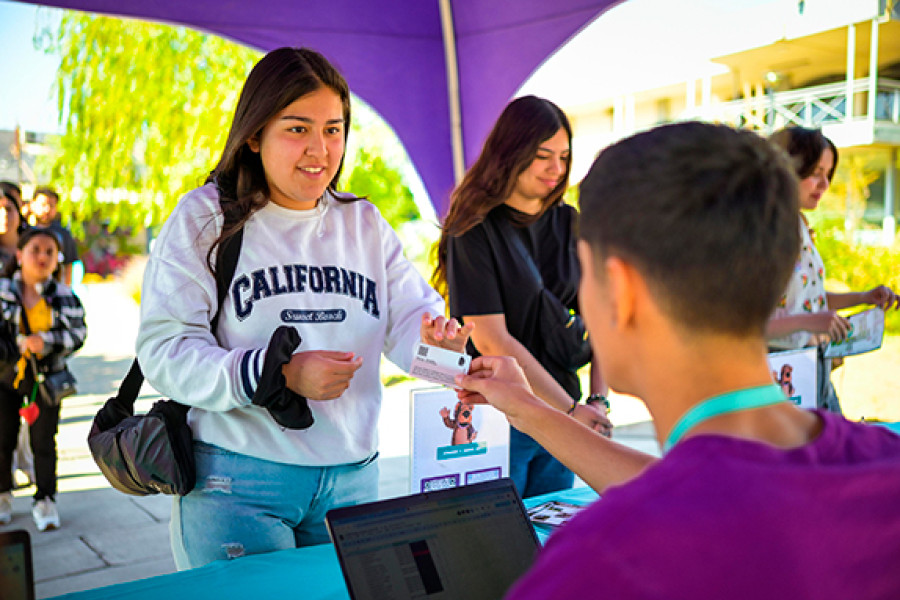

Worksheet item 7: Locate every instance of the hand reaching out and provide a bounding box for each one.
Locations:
[457,355,615,438]
[420,313,475,354]
[804,310,851,343]
[863,285,899,311]
[454,356,539,425]
[282,350,363,400]
[825,311,852,342]
[572,402,613,438]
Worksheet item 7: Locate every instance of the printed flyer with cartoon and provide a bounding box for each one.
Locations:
[410,388,510,494]
[767,347,816,409]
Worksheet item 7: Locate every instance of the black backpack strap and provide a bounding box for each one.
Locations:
[119,358,144,403]
[97,358,143,429]
[210,218,243,333]
[109,195,244,417]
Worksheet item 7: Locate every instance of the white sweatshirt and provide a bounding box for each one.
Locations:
[136,183,444,466]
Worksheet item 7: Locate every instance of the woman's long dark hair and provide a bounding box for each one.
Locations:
[431,96,573,296]
[769,127,839,181]
[0,188,26,234]
[205,47,354,272]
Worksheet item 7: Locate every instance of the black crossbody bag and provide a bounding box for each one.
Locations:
[86,202,244,496]
[484,213,592,372]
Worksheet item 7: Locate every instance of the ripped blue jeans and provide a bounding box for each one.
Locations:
[171,441,379,570]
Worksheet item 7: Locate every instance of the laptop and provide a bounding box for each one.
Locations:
[326,478,539,600]
[0,529,36,600]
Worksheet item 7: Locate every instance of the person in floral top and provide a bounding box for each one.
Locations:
[766,127,898,412]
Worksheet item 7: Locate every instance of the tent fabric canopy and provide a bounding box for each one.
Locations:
[18,0,620,216]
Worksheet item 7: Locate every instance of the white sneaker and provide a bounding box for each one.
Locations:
[0,492,11,524]
[32,498,60,532]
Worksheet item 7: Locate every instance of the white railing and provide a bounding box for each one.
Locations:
[698,78,900,132]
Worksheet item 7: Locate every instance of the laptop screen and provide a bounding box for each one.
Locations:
[326,478,539,600]
[0,530,36,600]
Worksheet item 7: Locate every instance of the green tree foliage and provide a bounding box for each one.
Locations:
[824,156,881,235]
[47,13,260,235]
[813,219,900,334]
[45,12,422,241]
[343,145,419,226]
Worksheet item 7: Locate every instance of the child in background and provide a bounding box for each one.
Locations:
[0,227,87,531]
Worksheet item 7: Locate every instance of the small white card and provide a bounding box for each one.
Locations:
[409,342,471,388]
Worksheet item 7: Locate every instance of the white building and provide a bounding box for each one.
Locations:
[539,0,900,244]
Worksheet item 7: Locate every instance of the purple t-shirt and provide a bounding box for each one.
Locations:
[507,411,900,599]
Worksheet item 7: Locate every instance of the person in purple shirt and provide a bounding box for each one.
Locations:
[456,121,900,599]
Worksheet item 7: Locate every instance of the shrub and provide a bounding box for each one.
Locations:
[811,218,900,334]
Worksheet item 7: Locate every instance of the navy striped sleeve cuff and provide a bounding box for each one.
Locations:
[240,348,264,403]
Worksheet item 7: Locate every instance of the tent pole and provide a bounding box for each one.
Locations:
[439,0,465,185]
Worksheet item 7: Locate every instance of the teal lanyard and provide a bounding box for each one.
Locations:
[663,385,786,453]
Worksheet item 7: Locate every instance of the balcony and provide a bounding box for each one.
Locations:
[700,77,900,146]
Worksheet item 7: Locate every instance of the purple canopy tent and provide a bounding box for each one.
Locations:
[15,0,621,216]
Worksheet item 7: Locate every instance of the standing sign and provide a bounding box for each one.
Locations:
[410,387,509,494]
[767,347,817,409]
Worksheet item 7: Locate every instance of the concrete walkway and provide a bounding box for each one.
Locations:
[0,281,659,599]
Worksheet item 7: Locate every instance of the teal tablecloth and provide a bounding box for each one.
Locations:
[54,486,600,600]
[56,541,349,600]
[56,420,900,600]
[875,421,900,436]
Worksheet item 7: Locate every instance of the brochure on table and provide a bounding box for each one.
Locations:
[823,307,885,358]
[410,387,509,494]
[527,500,586,529]
[766,347,817,409]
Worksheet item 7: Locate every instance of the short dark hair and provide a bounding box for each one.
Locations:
[17,226,62,251]
[33,187,61,204]
[768,127,838,181]
[578,122,800,336]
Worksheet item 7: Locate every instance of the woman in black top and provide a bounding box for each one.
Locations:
[433,96,612,498]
